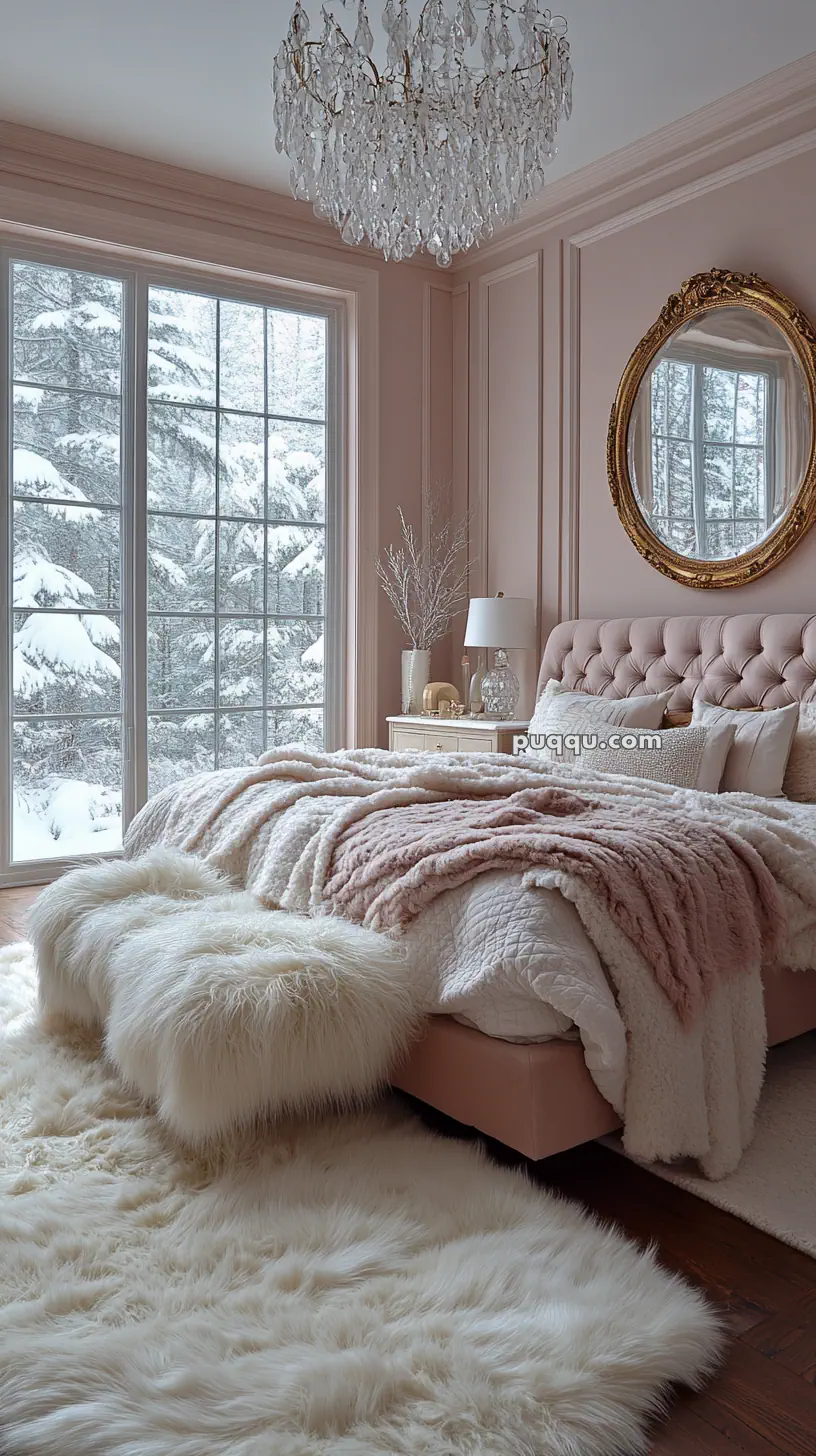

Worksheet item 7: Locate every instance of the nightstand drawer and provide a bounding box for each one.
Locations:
[424,731,459,752]
[391,728,427,752]
[456,732,496,753]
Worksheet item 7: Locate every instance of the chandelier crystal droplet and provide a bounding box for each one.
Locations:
[273,0,573,266]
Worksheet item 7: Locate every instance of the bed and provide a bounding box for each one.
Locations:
[391,612,816,1161]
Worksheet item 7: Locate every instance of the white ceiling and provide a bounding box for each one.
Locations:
[2,0,816,196]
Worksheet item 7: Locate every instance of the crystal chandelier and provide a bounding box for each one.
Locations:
[273,1,573,266]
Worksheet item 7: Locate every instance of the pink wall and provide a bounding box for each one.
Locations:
[452,81,816,717]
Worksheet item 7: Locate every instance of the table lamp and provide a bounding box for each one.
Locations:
[463,594,536,719]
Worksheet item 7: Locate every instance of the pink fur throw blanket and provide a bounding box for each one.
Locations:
[323,786,783,1024]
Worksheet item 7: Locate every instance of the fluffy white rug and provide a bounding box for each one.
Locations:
[0,943,723,1456]
[610,1033,816,1257]
[29,850,418,1142]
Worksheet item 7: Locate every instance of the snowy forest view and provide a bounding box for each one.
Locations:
[11,259,327,862]
[647,356,771,559]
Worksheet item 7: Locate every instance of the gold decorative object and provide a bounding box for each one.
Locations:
[422,682,462,714]
[607,268,816,587]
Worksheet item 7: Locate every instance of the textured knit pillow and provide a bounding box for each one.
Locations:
[691,700,799,797]
[578,722,736,793]
[782,702,816,801]
[528,681,672,765]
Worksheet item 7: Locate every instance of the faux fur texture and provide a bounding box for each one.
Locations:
[0,943,724,1456]
[29,850,418,1143]
[126,746,816,1177]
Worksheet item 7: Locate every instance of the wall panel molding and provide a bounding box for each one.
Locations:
[558,241,581,622]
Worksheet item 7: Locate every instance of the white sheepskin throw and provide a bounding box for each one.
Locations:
[29,850,418,1143]
[0,943,723,1456]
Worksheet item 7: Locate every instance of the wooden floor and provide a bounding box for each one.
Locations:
[2,886,814,1454]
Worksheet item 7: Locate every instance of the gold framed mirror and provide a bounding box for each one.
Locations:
[607,268,816,587]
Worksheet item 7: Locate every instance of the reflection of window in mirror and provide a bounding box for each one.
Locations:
[648,356,773,560]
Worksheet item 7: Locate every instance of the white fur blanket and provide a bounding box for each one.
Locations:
[126,747,816,1176]
[30,850,418,1144]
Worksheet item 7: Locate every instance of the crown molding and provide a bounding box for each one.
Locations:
[0,118,447,278]
[455,50,816,270]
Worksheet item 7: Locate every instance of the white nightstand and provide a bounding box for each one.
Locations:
[387,714,529,755]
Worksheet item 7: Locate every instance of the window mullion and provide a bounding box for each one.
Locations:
[214,299,221,769]
[0,250,11,876]
[129,272,150,816]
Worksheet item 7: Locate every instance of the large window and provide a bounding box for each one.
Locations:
[649,356,772,559]
[3,250,337,873]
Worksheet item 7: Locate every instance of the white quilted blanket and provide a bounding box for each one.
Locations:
[125,746,816,1177]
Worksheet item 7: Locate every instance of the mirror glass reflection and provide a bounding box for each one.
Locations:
[627,306,811,561]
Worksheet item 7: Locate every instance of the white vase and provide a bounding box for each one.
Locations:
[401,649,431,713]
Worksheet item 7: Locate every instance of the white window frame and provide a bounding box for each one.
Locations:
[1,238,347,886]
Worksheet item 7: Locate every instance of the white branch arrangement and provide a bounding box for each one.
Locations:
[377,484,470,651]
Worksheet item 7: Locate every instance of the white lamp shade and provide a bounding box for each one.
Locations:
[463,596,536,650]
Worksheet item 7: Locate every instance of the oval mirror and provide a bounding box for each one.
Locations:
[608,270,816,587]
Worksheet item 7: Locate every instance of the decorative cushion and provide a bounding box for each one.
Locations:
[578,722,736,793]
[783,702,816,802]
[691,700,799,797]
[528,682,672,764]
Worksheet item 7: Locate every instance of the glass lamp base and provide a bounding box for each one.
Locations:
[481,648,519,720]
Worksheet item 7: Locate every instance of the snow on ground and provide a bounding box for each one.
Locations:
[13,781,122,862]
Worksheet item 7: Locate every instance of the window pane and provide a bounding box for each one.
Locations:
[218,520,265,613]
[148,617,215,708]
[14,500,120,609]
[736,373,766,446]
[703,368,737,444]
[650,361,668,436]
[703,445,734,520]
[219,412,264,517]
[734,448,762,519]
[268,524,324,616]
[666,361,692,438]
[268,421,325,522]
[148,516,215,612]
[267,707,323,752]
[267,618,324,705]
[218,712,264,767]
[13,610,121,716]
[13,262,122,392]
[267,311,326,420]
[148,288,216,405]
[219,301,264,412]
[148,403,216,515]
[12,716,122,862]
[667,442,693,517]
[219,619,264,706]
[148,714,215,795]
[706,521,735,559]
[14,389,121,506]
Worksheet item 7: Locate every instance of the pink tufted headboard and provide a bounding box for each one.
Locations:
[538,614,816,711]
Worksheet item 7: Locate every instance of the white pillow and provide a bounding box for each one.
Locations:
[691,700,799,797]
[530,681,672,758]
[782,702,816,802]
[578,722,736,793]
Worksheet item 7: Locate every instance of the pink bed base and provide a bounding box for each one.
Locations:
[392,968,816,1162]
[393,613,816,1163]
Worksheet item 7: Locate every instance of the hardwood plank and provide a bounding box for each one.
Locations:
[0,886,39,946]
[694,1340,816,1455]
[743,1288,816,1381]
[649,1401,755,1455]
